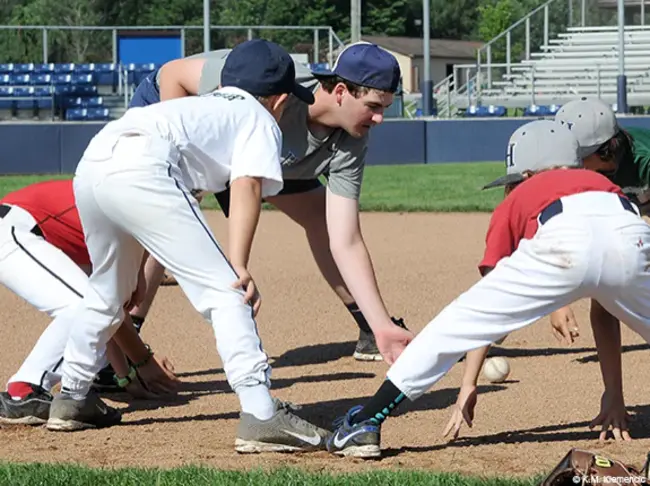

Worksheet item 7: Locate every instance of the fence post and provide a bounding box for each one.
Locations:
[526,17,531,59]
[544,5,550,46]
[180,28,186,57]
[487,44,492,88]
[531,65,536,107]
[112,29,118,65]
[506,31,511,77]
[42,28,48,63]
[313,29,319,64]
[247,28,253,40]
[328,28,334,67]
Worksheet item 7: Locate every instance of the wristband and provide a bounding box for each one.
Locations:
[114,366,137,388]
[133,348,154,369]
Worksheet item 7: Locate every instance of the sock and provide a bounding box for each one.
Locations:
[61,386,87,401]
[351,379,406,426]
[236,385,275,421]
[130,315,145,333]
[7,382,35,400]
[346,303,372,333]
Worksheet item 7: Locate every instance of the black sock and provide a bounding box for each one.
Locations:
[346,303,372,333]
[130,315,145,333]
[351,379,407,426]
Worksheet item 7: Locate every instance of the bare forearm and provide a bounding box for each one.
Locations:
[331,238,392,331]
[228,178,262,268]
[130,255,166,318]
[462,346,491,387]
[590,299,623,394]
[111,315,150,364]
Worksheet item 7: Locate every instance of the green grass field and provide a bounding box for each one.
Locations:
[0,162,505,213]
[0,464,543,485]
[0,162,523,485]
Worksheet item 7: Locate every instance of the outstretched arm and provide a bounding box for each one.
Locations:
[325,188,413,364]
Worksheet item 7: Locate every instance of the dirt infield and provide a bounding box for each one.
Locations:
[2,211,650,478]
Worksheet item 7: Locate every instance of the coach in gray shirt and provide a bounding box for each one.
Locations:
[130,42,413,365]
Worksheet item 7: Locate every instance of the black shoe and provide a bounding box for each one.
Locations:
[353,317,408,362]
[46,391,122,431]
[91,365,125,393]
[0,386,52,425]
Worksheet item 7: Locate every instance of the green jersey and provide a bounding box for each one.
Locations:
[609,126,650,208]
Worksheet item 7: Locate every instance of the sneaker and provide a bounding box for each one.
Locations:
[91,365,124,394]
[0,387,52,425]
[353,317,408,362]
[46,391,122,431]
[327,405,381,458]
[235,399,331,453]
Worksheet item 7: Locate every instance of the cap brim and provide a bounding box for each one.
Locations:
[482,173,525,190]
[292,83,315,105]
[311,68,336,78]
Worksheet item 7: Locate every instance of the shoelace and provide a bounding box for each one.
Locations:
[275,399,322,430]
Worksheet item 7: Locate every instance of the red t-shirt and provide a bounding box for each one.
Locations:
[478,169,625,274]
[0,180,90,266]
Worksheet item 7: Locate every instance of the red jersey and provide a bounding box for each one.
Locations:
[0,180,90,266]
[479,169,624,274]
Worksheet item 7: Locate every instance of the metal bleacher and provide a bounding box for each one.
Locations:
[483,26,650,107]
[439,23,650,118]
[0,62,159,122]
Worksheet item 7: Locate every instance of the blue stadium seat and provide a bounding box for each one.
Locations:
[0,64,14,74]
[86,107,110,120]
[37,98,53,110]
[84,96,103,107]
[34,63,55,74]
[126,63,159,85]
[54,63,75,74]
[487,105,506,117]
[94,63,117,86]
[71,74,94,85]
[34,86,52,97]
[10,74,31,85]
[13,63,34,74]
[71,85,97,96]
[65,107,87,121]
[74,63,95,74]
[548,104,562,115]
[0,75,11,86]
[465,105,491,117]
[53,74,72,85]
[523,104,551,117]
[13,87,34,97]
[0,87,12,96]
[32,74,52,86]
[63,96,83,108]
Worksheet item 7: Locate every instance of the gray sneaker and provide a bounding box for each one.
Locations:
[353,329,382,361]
[0,388,52,425]
[235,399,331,453]
[353,317,408,362]
[46,391,122,431]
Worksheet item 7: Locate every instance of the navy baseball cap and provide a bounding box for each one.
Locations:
[221,39,315,105]
[312,42,401,93]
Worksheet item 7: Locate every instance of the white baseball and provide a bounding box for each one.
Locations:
[482,357,510,383]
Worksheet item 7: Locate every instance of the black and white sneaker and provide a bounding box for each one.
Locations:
[0,387,52,425]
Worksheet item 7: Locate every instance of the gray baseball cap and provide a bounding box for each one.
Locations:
[483,120,582,189]
[554,97,619,158]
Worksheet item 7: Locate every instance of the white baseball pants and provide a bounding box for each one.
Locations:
[59,135,270,395]
[388,191,650,400]
[0,205,90,391]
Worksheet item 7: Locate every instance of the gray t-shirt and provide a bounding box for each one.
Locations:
[157,49,368,200]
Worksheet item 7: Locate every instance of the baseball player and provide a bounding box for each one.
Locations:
[128,42,412,363]
[0,179,178,425]
[44,39,333,453]
[326,120,649,458]
[548,98,650,346]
